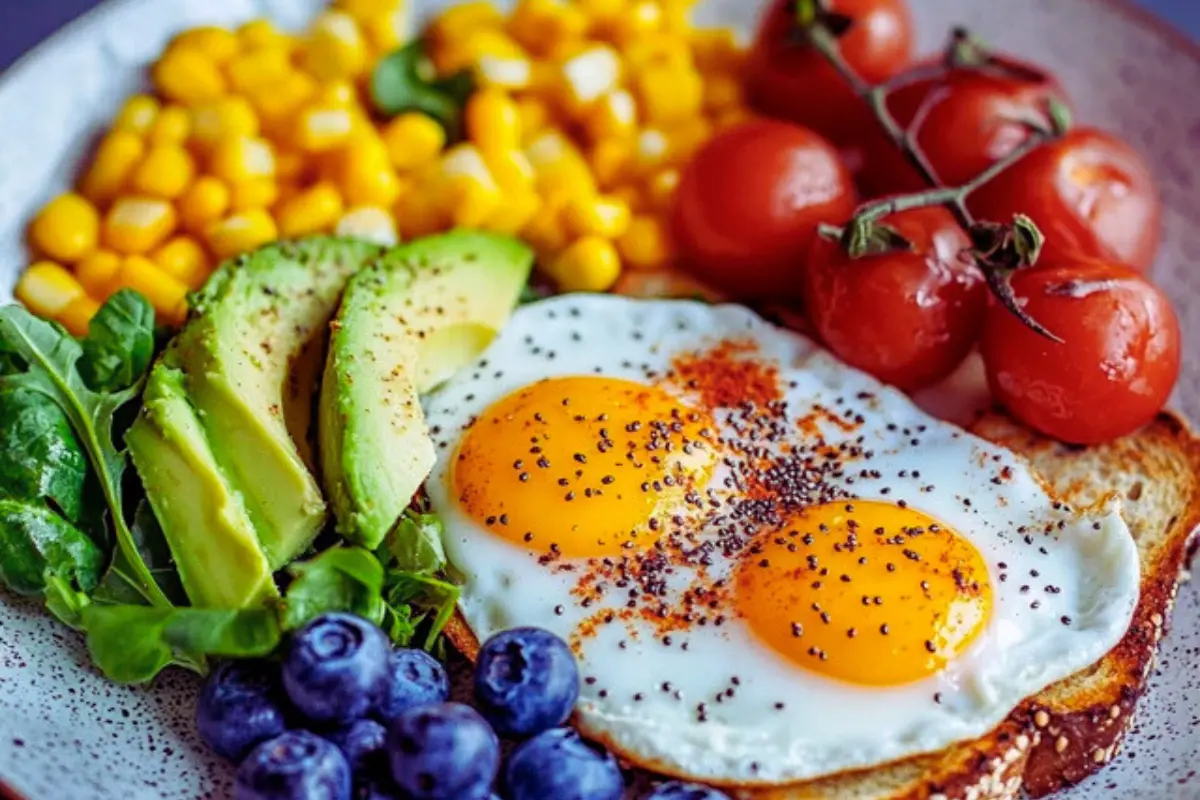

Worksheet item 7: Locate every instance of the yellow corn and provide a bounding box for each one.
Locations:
[152,235,210,289]
[361,9,410,57]
[335,205,399,245]
[394,187,448,240]
[644,167,680,212]
[382,113,446,172]
[559,45,622,110]
[549,236,621,292]
[428,1,502,45]
[436,27,526,74]
[74,250,122,299]
[303,11,369,81]
[274,149,309,184]
[153,46,226,106]
[618,214,675,270]
[231,178,280,211]
[663,117,713,165]
[58,295,102,338]
[508,0,588,55]
[525,131,596,201]
[209,136,276,184]
[237,19,290,51]
[247,72,318,136]
[172,27,240,64]
[277,183,345,237]
[584,89,638,142]
[609,183,645,214]
[103,198,178,255]
[113,95,160,136]
[148,104,192,145]
[30,193,100,263]
[340,149,402,207]
[118,256,188,325]
[190,97,260,154]
[589,139,634,189]
[206,209,279,260]
[467,89,521,154]
[294,105,357,153]
[484,149,535,190]
[625,34,692,71]
[317,80,360,108]
[483,190,542,235]
[80,131,146,205]
[577,0,627,24]
[703,72,743,112]
[514,98,550,143]
[690,28,742,72]
[179,177,231,234]
[609,0,664,43]
[16,261,85,318]
[563,194,632,239]
[633,127,669,174]
[520,196,569,258]
[437,144,501,228]
[130,144,196,199]
[225,47,292,96]
[637,63,704,123]
[335,0,401,15]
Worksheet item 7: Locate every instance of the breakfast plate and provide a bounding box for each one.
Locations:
[0,0,1198,798]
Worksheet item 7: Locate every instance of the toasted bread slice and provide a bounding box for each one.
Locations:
[445,410,1200,799]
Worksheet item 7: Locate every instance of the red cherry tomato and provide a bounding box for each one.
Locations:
[866,55,1069,195]
[673,120,855,300]
[801,207,986,391]
[745,0,914,185]
[968,128,1162,273]
[980,259,1180,444]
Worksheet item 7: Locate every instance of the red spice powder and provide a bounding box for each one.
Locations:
[670,339,781,410]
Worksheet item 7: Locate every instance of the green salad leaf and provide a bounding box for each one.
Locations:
[385,570,459,650]
[0,385,89,521]
[385,510,447,575]
[0,500,102,596]
[78,289,156,393]
[281,546,385,631]
[370,41,474,137]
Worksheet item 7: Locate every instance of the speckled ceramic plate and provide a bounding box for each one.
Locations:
[0,1,1198,798]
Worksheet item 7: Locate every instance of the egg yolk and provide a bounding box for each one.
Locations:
[736,501,992,686]
[452,376,717,558]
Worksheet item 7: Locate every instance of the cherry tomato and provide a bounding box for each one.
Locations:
[862,55,1069,196]
[746,0,914,186]
[968,128,1162,273]
[980,258,1180,444]
[801,207,986,391]
[673,120,855,300]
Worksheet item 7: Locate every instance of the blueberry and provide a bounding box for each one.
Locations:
[645,781,732,800]
[324,718,387,774]
[503,727,623,800]
[387,702,500,799]
[196,660,287,761]
[474,627,579,737]
[283,613,390,725]
[236,730,351,800]
[374,648,450,724]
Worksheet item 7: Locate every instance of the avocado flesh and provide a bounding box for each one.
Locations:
[320,230,534,548]
[127,366,277,608]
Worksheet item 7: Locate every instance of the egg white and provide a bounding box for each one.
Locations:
[422,296,1139,786]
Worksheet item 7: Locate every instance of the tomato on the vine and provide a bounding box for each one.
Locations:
[673,119,855,300]
[745,0,914,185]
[801,207,986,391]
[867,55,1070,195]
[968,128,1162,273]
[980,258,1180,444]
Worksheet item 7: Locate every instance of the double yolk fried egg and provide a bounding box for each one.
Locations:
[422,296,1140,786]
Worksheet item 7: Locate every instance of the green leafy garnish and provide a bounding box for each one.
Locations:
[78,289,156,393]
[370,41,475,137]
[386,510,447,575]
[0,500,102,596]
[0,385,88,522]
[281,546,385,631]
[385,570,459,651]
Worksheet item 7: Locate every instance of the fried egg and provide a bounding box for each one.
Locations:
[422,296,1139,786]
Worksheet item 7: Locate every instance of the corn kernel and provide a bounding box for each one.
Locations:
[16,261,85,317]
[206,209,278,259]
[428,1,502,45]
[172,27,240,64]
[293,105,356,153]
[484,149,535,190]
[382,113,446,172]
[467,89,521,154]
[437,144,500,228]
[588,139,634,189]
[690,28,743,72]
[361,9,412,56]
[335,206,399,245]
[703,72,743,112]
[303,11,368,81]
[147,104,191,145]
[231,178,280,211]
[190,97,260,154]
[30,193,100,263]
[435,28,526,74]
[577,0,627,24]
[113,95,160,135]
[130,144,196,200]
[520,196,569,258]
[394,187,448,239]
[618,213,675,269]
[80,131,146,205]
[508,0,588,55]
[483,190,542,235]
[664,117,713,164]
[225,47,292,95]
[625,34,692,71]
[118,256,188,324]
[276,182,345,237]
[584,89,638,142]
[633,127,670,173]
[103,198,178,255]
[644,167,680,212]
[560,45,622,109]
[237,19,290,51]
[475,53,535,90]
[514,98,550,143]
[247,72,318,135]
[525,131,596,201]
[274,149,309,184]
[153,46,226,106]
[179,177,231,234]
[340,151,401,207]
[609,183,645,214]
[152,235,210,289]
[610,0,664,43]
[549,236,621,292]
[209,136,276,184]
[563,193,632,239]
[637,64,703,123]
[74,250,122,299]
[58,295,102,338]
[335,0,402,19]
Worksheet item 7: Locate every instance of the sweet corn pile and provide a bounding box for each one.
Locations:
[17,0,749,334]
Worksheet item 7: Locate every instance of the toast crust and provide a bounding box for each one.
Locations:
[444,410,1200,799]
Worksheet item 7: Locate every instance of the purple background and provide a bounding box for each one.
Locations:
[0,0,1197,71]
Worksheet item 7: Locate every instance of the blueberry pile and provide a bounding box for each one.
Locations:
[197,613,729,800]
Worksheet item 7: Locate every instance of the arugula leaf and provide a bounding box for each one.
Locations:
[0,306,169,608]
[130,499,187,604]
[281,546,385,631]
[380,601,416,646]
[0,386,88,521]
[78,290,156,393]
[43,574,90,628]
[81,604,279,684]
[386,511,446,574]
[370,41,474,137]
[385,571,459,650]
[0,500,102,596]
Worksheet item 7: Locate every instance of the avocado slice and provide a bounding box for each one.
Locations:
[127,365,277,608]
[320,230,533,549]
